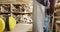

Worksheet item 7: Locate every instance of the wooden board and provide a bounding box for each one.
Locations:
[6,23,32,32]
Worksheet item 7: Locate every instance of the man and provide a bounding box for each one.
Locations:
[33,0,57,32]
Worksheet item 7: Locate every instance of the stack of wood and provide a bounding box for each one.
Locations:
[54,0,60,32]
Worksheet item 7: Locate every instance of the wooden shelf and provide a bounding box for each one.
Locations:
[55,3,60,9]
[0,12,32,14]
[12,12,32,14]
[55,23,60,32]
[56,3,60,9]
[0,12,10,14]
[58,0,60,3]
[54,16,60,19]
[56,20,60,24]
[54,9,60,13]
[54,11,60,13]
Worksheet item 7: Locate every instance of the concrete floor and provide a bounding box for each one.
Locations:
[7,23,32,32]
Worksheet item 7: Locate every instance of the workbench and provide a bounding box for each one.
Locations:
[6,23,32,32]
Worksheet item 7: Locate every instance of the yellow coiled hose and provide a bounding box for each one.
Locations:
[9,16,16,31]
[0,18,5,32]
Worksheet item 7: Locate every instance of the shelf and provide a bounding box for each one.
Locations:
[0,12,32,14]
[56,20,60,24]
[55,3,60,9]
[54,9,60,13]
[58,0,60,3]
[54,16,60,19]
[0,12,10,14]
[12,12,32,14]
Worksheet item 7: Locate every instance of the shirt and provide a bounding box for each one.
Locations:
[36,0,50,7]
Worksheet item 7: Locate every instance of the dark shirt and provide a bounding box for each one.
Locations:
[48,0,55,16]
[36,0,56,16]
[36,0,55,7]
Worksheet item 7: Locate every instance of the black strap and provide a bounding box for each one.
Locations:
[5,16,10,31]
[36,0,49,6]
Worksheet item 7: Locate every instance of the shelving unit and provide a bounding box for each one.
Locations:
[0,1,33,24]
[0,0,33,32]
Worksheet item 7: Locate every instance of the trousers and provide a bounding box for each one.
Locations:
[44,15,50,32]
